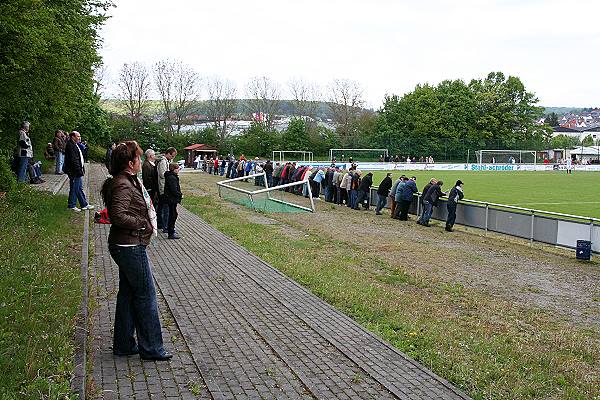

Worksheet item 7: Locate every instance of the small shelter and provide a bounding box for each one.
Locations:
[183,144,218,167]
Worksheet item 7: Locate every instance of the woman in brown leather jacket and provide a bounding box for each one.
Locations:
[101,141,171,361]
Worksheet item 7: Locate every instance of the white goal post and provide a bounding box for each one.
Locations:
[217,172,315,212]
[272,150,314,163]
[329,148,389,162]
[476,150,537,165]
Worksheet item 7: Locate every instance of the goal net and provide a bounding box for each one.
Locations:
[272,150,313,163]
[329,148,389,162]
[476,150,537,164]
[217,173,315,213]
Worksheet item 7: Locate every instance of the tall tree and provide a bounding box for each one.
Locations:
[469,72,543,146]
[153,59,201,135]
[546,112,559,127]
[118,62,151,133]
[206,76,237,148]
[327,78,365,140]
[287,78,321,126]
[0,0,112,152]
[245,76,281,130]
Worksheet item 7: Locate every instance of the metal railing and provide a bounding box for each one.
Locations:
[368,187,600,254]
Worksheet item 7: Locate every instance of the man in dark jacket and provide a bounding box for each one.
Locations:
[164,163,183,239]
[64,131,93,211]
[418,180,445,227]
[263,160,274,187]
[142,149,159,205]
[417,178,437,224]
[375,173,393,215]
[398,176,417,221]
[356,172,373,210]
[445,180,464,232]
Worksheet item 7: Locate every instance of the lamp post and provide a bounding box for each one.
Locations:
[593,134,599,163]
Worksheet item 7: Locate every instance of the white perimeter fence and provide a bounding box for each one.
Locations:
[294,162,600,172]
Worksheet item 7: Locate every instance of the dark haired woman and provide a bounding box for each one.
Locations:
[101,141,171,361]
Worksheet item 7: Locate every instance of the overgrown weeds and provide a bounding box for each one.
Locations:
[0,186,83,399]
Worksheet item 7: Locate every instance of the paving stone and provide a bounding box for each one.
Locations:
[86,164,470,400]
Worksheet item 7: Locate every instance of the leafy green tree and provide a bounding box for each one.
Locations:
[0,0,112,154]
[469,72,543,146]
[582,134,594,146]
[280,118,309,151]
[545,112,559,127]
[235,122,280,157]
[550,134,580,149]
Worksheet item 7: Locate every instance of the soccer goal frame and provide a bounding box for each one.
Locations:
[216,172,315,212]
[476,149,537,165]
[272,150,314,163]
[329,148,389,162]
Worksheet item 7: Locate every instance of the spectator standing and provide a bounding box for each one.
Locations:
[16,121,33,183]
[156,147,177,232]
[263,160,274,187]
[142,149,159,205]
[53,130,67,174]
[418,180,446,227]
[398,176,417,221]
[64,131,93,211]
[100,141,171,361]
[375,173,393,215]
[417,178,437,224]
[311,168,325,198]
[105,142,116,171]
[356,172,373,210]
[163,163,182,239]
[349,170,361,208]
[446,180,464,232]
[388,175,404,218]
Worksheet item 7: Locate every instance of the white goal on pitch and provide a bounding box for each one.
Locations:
[476,150,537,164]
[272,150,314,163]
[329,148,389,162]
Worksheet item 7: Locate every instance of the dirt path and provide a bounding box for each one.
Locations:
[182,171,600,331]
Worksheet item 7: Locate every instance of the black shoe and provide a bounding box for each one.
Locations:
[375,212,382,215]
[423,222,430,227]
[445,226,453,232]
[140,352,173,361]
[416,220,422,225]
[168,233,181,239]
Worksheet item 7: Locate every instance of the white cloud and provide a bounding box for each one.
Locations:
[100,0,600,108]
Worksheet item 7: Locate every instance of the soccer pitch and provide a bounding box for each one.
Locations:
[367,170,600,219]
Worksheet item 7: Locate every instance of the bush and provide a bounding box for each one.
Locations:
[0,151,16,192]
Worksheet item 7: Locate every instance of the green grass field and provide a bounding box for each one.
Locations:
[367,170,600,219]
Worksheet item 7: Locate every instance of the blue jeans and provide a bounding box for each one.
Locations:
[109,244,166,357]
[220,166,225,176]
[420,200,433,224]
[68,176,88,208]
[17,156,30,183]
[157,194,169,229]
[55,151,64,174]
[349,189,358,209]
[375,193,388,213]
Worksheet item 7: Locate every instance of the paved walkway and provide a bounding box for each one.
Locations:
[87,164,470,400]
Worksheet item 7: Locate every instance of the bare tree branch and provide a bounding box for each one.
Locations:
[206,76,237,147]
[153,59,201,135]
[118,62,151,129]
[288,77,321,128]
[328,78,365,137]
[245,76,281,130]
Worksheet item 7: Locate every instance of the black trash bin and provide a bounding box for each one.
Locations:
[576,240,592,261]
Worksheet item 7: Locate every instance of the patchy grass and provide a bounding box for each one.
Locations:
[0,186,83,399]
[183,186,599,400]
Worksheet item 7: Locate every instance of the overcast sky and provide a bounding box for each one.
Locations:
[99,0,600,109]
